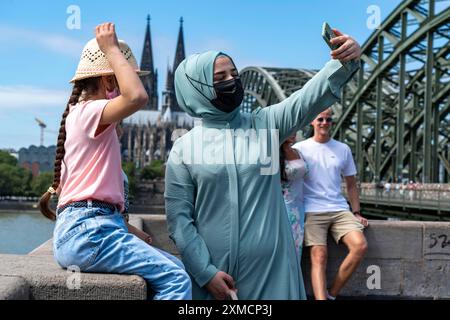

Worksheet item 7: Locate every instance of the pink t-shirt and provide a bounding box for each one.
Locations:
[57,99,124,212]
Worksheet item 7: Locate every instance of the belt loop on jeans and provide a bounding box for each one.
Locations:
[87,199,92,209]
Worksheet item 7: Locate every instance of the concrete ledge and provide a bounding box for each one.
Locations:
[0,216,148,300]
[0,276,29,300]
[1,214,449,299]
[141,215,179,257]
[137,216,450,299]
[128,204,165,214]
[28,239,53,256]
[301,220,450,299]
[0,254,146,300]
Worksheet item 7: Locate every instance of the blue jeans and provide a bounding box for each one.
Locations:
[53,205,192,300]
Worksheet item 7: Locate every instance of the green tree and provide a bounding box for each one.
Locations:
[0,163,32,196]
[140,160,165,180]
[0,151,18,166]
[31,172,54,196]
[122,161,138,199]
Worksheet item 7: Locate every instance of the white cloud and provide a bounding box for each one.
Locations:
[0,85,69,148]
[0,24,84,58]
[0,85,70,110]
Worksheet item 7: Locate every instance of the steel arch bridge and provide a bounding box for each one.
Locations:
[240,0,450,184]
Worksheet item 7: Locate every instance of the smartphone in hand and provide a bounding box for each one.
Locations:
[322,22,339,50]
[322,22,349,69]
[226,290,238,300]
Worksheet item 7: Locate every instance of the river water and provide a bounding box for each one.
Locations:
[0,211,54,254]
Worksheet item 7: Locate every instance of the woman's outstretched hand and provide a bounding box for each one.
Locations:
[95,22,120,55]
[205,271,238,300]
[330,29,361,62]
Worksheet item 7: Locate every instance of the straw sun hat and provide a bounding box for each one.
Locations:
[70,38,150,83]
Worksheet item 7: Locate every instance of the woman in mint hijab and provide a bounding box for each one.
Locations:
[165,29,361,300]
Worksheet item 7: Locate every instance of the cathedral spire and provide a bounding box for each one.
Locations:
[165,57,172,90]
[173,16,186,72]
[140,15,158,110]
[162,17,187,114]
[141,14,154,73]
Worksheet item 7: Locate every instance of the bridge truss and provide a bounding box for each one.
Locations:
[240,0,450,183]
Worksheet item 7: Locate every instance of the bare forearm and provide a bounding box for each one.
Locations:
[95,23,148,124]
[347,186,360,212]
[106,47,146,101]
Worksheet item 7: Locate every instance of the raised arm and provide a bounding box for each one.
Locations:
[256,30,361,142]
[95,23,148,124]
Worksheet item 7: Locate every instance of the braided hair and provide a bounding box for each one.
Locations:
[39,77,100,220]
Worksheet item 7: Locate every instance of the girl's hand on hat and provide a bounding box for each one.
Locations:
[95,22,120,55]
[94,22,148,125]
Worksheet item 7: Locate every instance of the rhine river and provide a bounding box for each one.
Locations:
[0,211,54,254]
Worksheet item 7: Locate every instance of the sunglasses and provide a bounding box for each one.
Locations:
[316,117,333,123]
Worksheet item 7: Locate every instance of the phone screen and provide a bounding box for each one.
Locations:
[322,22,350,69]
[322,22,338,50]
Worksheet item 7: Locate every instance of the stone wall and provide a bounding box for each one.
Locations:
[301,220,450,299]
[129,180,165,214]
[0,216,448,299]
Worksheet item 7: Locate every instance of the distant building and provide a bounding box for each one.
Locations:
[18,145,56,177]
[121,16,194,168]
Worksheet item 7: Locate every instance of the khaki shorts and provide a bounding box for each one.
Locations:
[304,211,364,247]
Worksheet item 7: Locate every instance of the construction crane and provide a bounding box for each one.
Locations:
[35,117,46,146]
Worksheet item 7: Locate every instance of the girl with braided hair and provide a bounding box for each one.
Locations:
[38,23,191,300]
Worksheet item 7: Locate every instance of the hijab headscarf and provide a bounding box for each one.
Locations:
[174,50,241,122]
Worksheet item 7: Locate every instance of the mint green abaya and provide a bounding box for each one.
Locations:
[165,51,359,299]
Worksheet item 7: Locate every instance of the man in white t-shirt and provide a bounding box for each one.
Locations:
[293,108,368,300]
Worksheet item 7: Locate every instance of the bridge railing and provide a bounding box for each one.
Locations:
[352,183,450,212]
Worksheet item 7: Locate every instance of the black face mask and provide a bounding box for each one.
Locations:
[210,77,244,113]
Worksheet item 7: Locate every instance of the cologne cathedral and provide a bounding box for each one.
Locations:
[120,16,194,168]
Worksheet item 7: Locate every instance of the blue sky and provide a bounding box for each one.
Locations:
[0,0,401,149]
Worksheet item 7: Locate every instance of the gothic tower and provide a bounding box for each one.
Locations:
[140,15,158,111]
[164,17,186,114]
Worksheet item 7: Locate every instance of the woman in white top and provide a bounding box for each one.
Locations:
[280,134,308,262]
